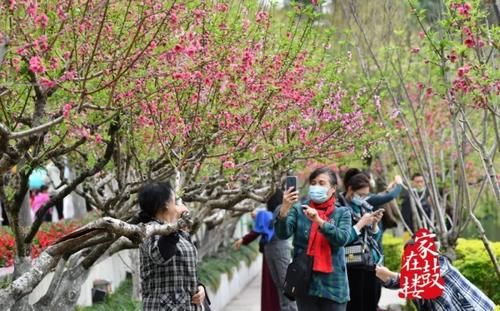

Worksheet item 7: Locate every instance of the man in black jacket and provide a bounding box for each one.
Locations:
[401,173,432,233]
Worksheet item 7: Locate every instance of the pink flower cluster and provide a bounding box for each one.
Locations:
[29,56,45,73]
[62,103,72,118]
[462,26,484,49]
[451,2,472,18]
[35,13,49,28]
[453,65,471,93]
[39,78,56,90]
[34,35,49,52]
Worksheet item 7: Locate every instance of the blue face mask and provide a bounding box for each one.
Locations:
[351,194,364,206]
[309,185,329,203]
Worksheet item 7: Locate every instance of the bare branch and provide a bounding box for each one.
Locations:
[9,116,64,140]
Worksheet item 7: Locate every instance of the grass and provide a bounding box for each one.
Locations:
[77,276,140,311]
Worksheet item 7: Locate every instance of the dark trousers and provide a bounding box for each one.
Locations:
[296,295,347,311]
[55,199,64,220]
[346,267,381,311]
[264,239,297,311]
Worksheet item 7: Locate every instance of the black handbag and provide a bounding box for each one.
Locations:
[283,252,313,300]
[345,230,376,271]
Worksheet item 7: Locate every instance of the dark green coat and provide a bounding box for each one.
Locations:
[275,202,352,303]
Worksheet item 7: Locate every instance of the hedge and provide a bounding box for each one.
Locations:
[382,234,500,305]
[198,242,260,291]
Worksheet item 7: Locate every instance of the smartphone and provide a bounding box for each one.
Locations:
[285,176,298,192]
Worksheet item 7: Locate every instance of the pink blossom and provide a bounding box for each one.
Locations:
[447,50,457,63]
[57,5,67,20]
[8,0,16,10]
[12,58,21,72]
[462,26,472,36]
[457,65,470,77]
[464,37,475,48]
[312,0,318,5]
[242,19,250,32]
[35,14,49,28]
[192,9,206,23]
[62,103,72,118]
[174,44,184,53]
[49,57,59,70]
[223,160,235,169]
[60,70,77,81]
[27,1,38,18]
[78,127,90,139]
[255,11,269,24]
[34,35,49,52]
[418,31,425,39]
[16,46,27,56]
[39,78,56,90]
[457,3,472,17]
[63,51,71,60]
[29,56,46,73]
[94,134,103,144]
[411,47,420,54]
[216,3,228,12]
[169,12,178,25]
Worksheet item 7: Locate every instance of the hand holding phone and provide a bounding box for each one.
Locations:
[285,176,298,192]
[281,180,299,215]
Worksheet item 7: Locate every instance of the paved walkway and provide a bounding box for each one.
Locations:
[222,274,405,311]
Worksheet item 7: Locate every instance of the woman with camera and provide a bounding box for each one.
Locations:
[137,181,209,311]
[338,173,384,311]
[275,167,352,311]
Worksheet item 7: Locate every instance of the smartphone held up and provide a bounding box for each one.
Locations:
[285,176,298,192]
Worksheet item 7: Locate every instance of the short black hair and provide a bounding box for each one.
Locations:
[309,166,337,187]
[412,173,424,180]
[266,189,283,213]
[137,181,174,223]
[347,173,370,191]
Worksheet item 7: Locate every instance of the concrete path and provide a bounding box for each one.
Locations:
[221,274,406,311]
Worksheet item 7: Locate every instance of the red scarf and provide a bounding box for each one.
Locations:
[306,196,335,273]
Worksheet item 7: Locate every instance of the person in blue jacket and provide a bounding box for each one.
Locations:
[341,168,403,211]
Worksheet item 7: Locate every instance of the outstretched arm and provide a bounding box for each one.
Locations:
[367,184,402,207]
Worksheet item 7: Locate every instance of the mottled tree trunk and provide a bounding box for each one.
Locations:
[39,264,89,311]
[130,249,141,301]
[11,256,33,311]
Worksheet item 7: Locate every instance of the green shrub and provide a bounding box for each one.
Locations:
[77,277,139,311]
[454,238,500,305]
[382,234,500,305]
[382,233,404,271]
[198,242,260,291]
